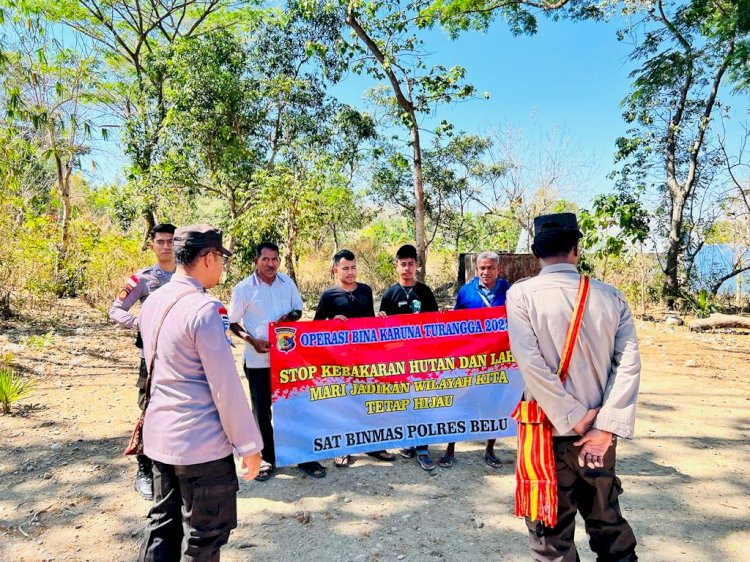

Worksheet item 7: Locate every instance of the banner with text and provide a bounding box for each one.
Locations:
[269,307,522,467]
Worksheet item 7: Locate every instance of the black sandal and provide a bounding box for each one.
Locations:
[299,461,327,478]
[483,453,503,468]
[255,463,273,482]
[416,454,435,471]
[366,450,396,462]
[437,454,454,468]
[334,455,351,467]
[398,447,415,459]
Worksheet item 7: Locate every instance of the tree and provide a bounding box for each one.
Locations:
[307,0,477,280]
[25,0,264,243]
[578,188,650,280]
[370,130,509,252]
[468,125,589,252]
[1,16,105,292]
[236,153,358,281]
[613,0,750,307]
[154,11,373,269]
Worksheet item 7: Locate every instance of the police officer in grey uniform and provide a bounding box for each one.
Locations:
[109,223,176,499]
[137,224,262,562]
[506,213,640,562]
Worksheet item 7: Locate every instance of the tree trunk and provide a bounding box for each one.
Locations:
[411,120,427,282]
[54,153,72,295]
[344,12,427,281]
[142,206,156,250]
[286,222,298,285]
[662,190,686,308]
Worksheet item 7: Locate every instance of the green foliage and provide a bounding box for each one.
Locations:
[692,288,720,318]
[611,0,750,303]
[370,131,511,252]
[0,367,35,414]
[1,352,14,367]
[578,188,650,274]
[23,330,55,351]
[417,0,613,38]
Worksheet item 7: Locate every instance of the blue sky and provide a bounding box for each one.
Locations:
[329,15,638,201]
[90,11,749,204]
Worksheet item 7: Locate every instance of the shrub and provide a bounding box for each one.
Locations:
[0,368,35,414]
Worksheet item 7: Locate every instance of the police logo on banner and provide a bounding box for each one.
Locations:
[275,327,297,353]
[217,306,232,346]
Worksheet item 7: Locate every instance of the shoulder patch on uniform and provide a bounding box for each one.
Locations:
[216,304,233,346]
[118,275,140,300]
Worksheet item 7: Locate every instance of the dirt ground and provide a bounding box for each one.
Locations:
[1,298,748,562]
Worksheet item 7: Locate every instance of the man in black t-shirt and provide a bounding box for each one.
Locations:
[314,249,375,320]
[378,244,439,471]
[314,249,396,467]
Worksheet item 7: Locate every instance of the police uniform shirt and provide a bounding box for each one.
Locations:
[228,271,303,369]
[455,276,511,309]
[139,273,263,465]
[379,282,439,315]
[505,263,641,439]
[109,263,174,329]
[314,283,375,320]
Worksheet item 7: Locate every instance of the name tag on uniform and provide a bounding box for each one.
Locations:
[398,301,408,307]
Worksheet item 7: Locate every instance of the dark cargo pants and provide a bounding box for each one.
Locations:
[244,366,276,466]
[138,454,239,562]
[136,358,151,471]
[526,436,637,562]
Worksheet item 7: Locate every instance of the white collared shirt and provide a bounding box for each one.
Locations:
[228,271,303,368]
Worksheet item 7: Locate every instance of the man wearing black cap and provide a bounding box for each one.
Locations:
[110,222,176,500]
[379,244,439,470]
[506,213,640,562]
[137,224,262,562]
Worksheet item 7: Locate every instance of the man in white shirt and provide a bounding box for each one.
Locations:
[228,242,326,480]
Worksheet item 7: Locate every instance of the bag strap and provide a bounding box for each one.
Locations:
[143,288,200,406]
[558,275,590,383]
[478,287,494,308]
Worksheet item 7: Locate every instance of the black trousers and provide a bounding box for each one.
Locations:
[136,358,151,470]
[244,366,276,465]
[138,454,239,562]
[526,437,637,562]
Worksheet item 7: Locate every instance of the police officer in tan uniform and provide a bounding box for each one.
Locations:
[506,213,640,562]
[109,223,176,499]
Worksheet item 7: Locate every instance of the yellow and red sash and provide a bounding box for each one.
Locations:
[511,275,590,528]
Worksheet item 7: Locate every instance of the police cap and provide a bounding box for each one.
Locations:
[173,224,232,256]
[533,213,583,239]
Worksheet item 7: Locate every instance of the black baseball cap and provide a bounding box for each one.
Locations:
[173,224,232,256]
[533,213,583,238]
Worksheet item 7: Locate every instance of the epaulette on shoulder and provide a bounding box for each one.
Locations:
[512,276,531,285]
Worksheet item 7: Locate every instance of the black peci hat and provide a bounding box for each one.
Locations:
[173,224,232,256]
[533,213,583,239]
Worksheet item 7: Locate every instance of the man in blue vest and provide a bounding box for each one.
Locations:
[438,250,511,469]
